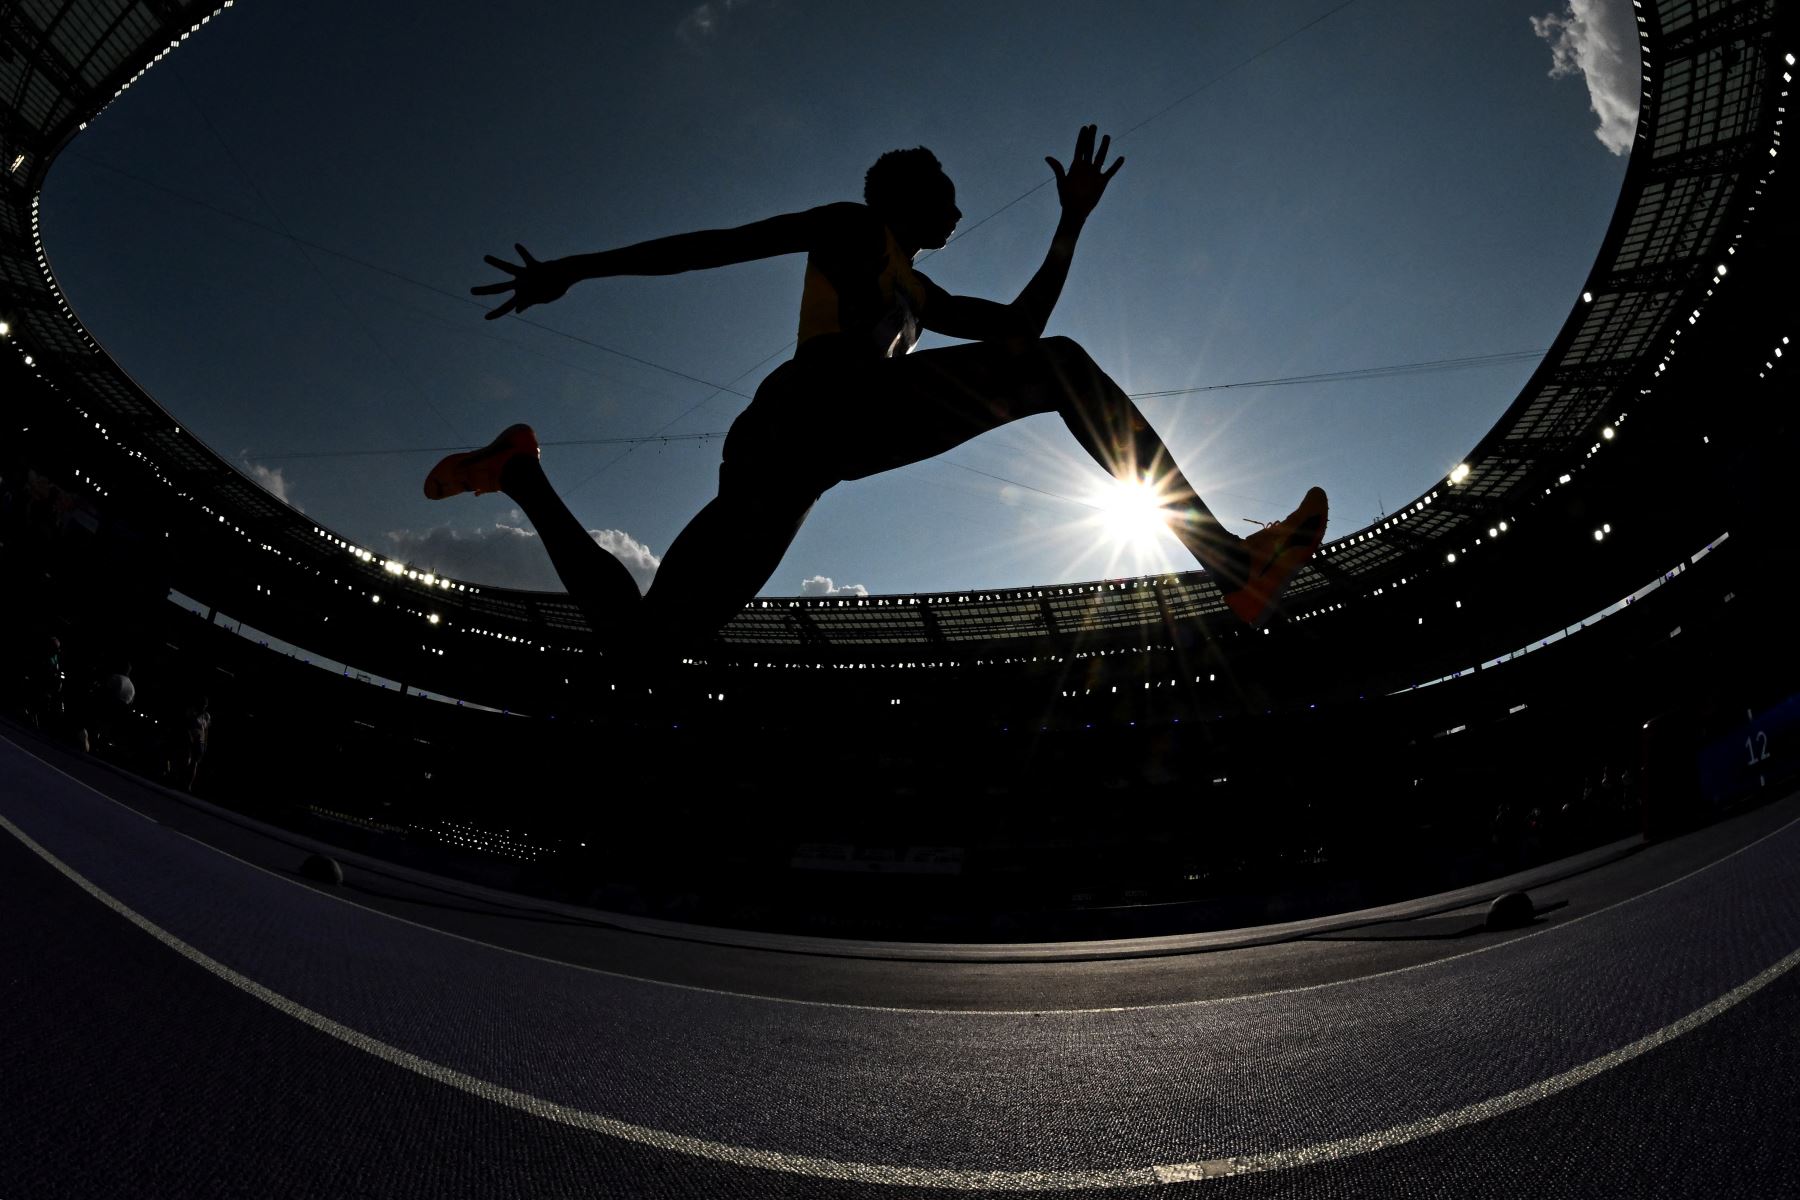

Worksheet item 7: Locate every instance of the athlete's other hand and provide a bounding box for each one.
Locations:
[1046,125,1123,222]
[471,244,574,320]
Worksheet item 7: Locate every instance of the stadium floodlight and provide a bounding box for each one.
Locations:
[1717,264,1728,276]
[0,321,9,336]
[1594,530,1605,541]
[371,594,380,603]
[1446,553,1457,563]
[1602,426,1615,439]
[1582,291,1593,303]
[428,614,440,625]
[1449,463,1471,484]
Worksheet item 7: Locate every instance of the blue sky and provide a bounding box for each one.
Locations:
[41,0,1634,597]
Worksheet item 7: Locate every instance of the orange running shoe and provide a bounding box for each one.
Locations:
[423,424,539,500]
[1219,486,1329,627]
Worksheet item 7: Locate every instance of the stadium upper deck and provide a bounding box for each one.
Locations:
[0,0,1792,667]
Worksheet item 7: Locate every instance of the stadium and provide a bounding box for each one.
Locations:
[1,0,1795,1196]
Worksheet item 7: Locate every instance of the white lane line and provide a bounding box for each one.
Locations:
[3,729,1797,1018]
[0,737,160,822]
[4,805,1796,1190]
[1157,943,1800,1183]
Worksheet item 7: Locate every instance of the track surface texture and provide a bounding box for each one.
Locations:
[4,728,1797,1198]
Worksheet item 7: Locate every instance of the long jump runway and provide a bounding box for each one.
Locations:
[3,731,1797,1198]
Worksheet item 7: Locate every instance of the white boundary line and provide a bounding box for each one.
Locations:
[1,731,1796,1018]
[3,805,1796,1189]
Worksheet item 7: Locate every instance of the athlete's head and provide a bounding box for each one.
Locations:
[864,147,961,250]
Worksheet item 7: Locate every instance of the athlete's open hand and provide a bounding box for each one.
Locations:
[1046,125,1124,222]
[471,244,574,320]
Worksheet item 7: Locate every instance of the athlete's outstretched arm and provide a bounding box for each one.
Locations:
[472,207,828,321]
[921,125,1123,342]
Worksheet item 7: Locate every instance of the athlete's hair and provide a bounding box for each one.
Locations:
[863,147,943,213]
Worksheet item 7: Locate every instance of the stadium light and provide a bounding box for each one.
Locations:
[1449,463,1471,484]
[1602,427,1614,439]
[0,321,9,336]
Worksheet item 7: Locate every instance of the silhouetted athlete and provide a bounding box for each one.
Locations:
[432,126,1327,657]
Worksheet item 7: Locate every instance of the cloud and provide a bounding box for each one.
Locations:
[242,457,298,509]
[591,528,662,590]
[383,521,661,592]
[677,0,752,41]
[1531,0,1641,155]
[799,574,868,597]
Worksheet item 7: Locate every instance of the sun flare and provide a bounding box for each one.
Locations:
[1090,475,1175,553]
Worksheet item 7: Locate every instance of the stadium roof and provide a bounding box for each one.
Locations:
[1,0,1791,652]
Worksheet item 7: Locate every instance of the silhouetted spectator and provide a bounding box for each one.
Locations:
[23,633,64,730]
[78,661,134,754]
[166,693,210,792]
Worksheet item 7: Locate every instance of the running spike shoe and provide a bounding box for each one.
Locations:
[423,424,539,500]
[1219,486,1329,627]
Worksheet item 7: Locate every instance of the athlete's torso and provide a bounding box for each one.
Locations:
[796,204,933,361]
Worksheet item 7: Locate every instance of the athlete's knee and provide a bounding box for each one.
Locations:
[1038,335,1092,367]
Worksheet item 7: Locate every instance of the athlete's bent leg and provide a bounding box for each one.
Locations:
[497,454,645,643]
[424,424,646,647]
[643,469,821,650]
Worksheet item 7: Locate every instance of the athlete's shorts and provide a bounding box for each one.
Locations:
[720,335,1104,506]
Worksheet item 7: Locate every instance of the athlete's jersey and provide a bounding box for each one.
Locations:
[796,203,935,360]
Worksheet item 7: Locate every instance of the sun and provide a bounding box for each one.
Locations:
[1090,475,1175,553]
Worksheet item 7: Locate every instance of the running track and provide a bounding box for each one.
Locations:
[2,729,1796,1198]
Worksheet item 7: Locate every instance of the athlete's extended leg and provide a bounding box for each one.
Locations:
[1036,340,1330,621]
[841,336,1327,623]
[1032,337,1245,576]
